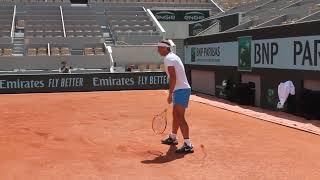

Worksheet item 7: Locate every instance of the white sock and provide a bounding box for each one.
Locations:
[184,139,192,147]
[169,133,177,140]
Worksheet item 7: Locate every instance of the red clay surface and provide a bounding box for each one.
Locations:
[0,90,320,180]
[191,94,320,135]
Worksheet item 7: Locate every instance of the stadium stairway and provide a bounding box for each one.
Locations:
[12,35,24,56]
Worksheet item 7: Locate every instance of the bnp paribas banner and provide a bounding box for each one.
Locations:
[252,35,320,71]
[185,35,320,71]
[185,42,238,66]
[151,10,210,21]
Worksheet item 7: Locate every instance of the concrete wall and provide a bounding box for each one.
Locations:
[0,55,110,70]
[304,80,320,91]
[116,34,162,45]
[172,39,184,62]
[0,38,12,45]
[160,21,190,39]
[191,69,215,95]
[111,45,163,67]
[25,37,104,49]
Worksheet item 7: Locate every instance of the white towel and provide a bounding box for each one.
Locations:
[277,81,295,109]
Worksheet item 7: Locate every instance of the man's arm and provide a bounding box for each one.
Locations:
[167,66,176,104]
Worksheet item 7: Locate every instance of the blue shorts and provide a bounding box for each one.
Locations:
[173,88,191,108]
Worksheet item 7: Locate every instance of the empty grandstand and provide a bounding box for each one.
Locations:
[0,0,224,75]
[90,0,214,9]
[0,0,320,75]
[192,0,320,36]
[105,6,162,45]
[214,0,259,10]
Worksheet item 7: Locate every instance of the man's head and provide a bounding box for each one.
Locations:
[157,40,171,56]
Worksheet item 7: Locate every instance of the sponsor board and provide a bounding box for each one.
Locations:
[0,72,169,94]
[152,10,209,21]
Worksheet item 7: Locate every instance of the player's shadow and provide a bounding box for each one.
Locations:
[141,145,186,164]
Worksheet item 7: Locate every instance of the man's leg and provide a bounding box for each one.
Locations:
[171,109,180,135]
[173,88,193,153]
[175,104,193,153]
[174,105,189,139]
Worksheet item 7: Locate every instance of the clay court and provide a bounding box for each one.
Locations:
[0,90,320,180]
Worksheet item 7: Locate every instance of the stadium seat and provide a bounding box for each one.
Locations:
[94,47,104,55]
[148,64,158,71]
[138,64,147,72]
[61,47,71,56]
[28,48,37,56]
[3,48,12,56]
[84,48,95,56]
[37,48,48,56]
[51,47,60,56]
[16,20,25,29]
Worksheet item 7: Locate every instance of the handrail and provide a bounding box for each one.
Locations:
[210,0,225,13]
[146,8,166,39]
[60,6,66,38]
[10,5,16,40]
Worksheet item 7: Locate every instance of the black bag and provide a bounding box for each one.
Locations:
[234,82,255,106]
[301,89,320,120]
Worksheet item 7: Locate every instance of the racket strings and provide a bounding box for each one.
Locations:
[152,108,168,134]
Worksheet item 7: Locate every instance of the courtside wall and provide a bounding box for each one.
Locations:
[184,20,320,116]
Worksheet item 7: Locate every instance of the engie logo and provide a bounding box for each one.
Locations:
[155,11,175,21]
[192,23,203,36]
[184,12,205,21]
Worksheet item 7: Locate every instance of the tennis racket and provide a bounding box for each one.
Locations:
[152,107,168,135]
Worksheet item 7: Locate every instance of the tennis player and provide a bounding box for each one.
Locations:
[157,40,194,154]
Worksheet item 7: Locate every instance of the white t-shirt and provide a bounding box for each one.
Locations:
[164,52,191,91]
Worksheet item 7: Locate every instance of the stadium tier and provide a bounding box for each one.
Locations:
[206,0,320,34]
[0,0,319,74]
